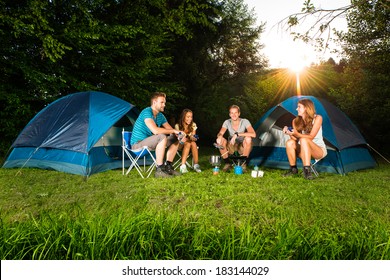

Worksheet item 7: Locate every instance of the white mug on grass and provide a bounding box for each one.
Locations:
[251,170,264,178]
[251,170,257,178]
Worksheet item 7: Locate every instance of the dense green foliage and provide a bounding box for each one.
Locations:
[0,0,266,154]
[1,150,389,259]
[0,0,389,157]
[0,0,388,262]
[330,0,390,149]
[282,0,390,153]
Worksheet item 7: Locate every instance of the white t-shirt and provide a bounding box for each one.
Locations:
[222,118,252,136]
[302,115,326,150]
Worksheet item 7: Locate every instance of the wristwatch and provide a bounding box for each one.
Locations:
[234,132,239,137]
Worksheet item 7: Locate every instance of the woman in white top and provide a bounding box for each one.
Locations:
[175,109,201,173]
[283,98,327,180]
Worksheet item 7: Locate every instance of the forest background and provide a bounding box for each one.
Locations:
[0,0,389,158]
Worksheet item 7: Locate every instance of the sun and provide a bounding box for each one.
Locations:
[283,50,310,96]
[288,63,305,73]
[273,40,312,72]
[286,56,308,74]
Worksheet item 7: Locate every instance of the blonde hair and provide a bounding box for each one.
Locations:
[293,99,316,133]
[150,92,166,105]
[229,105,240,113]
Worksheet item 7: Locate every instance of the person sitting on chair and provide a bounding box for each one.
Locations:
[215,105,256,172]
[131,92,183,178]
[282,98,327,180]
[175,109,201,173]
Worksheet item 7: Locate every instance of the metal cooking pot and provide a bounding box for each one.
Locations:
[209,155,221,166]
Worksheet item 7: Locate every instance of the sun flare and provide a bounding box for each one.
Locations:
[286,56,308,74]
[276,40,312,73]
[288,62,306,73]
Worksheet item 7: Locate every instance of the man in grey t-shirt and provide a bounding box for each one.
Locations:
[215,105,256,172]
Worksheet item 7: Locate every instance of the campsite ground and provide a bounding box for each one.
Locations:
[0,147,389,259]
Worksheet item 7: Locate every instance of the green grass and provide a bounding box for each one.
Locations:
[1,147,389,260]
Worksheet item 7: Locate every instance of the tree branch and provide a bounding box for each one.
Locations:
[273,4,354,51]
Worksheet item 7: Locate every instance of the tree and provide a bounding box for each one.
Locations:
[169,0,267,140]
[283,0,354,52]
[330,0,390,151]
[0,0,267,153]
[0,0,216,152]
[284,0,390,153]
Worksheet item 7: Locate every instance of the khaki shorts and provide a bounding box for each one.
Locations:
[227,136,245,155]
[132,134,177,150]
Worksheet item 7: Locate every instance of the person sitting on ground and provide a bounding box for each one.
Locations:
[282,98,327,180]
[215,105,256,172]
[175,109,201,173]
[131,92,183,178]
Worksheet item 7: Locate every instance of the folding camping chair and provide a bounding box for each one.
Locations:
[122,129,157,178]
[310,155,326,177]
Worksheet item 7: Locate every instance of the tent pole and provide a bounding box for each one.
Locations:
[367,144,390,164]
[122,128,125,175]
[16,147,40,175]
[335,149,345,175]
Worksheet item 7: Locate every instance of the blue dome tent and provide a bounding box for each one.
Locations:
[3,91,139,176]
[249,96,376,174]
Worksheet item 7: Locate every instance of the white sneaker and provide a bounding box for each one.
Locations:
[180,164,188,174]
[193,164,202,173]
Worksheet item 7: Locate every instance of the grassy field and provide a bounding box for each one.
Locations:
[1,147,389,260]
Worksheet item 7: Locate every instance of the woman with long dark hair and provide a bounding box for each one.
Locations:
[175,109,201,173]
[283,99,327,179]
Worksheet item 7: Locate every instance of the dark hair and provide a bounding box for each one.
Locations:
[178,109,194,134]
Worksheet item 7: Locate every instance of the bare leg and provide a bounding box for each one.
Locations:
[298,138,324,166]
[218,137,229,159]
[241,136,253,157]
[166,141,179,162]
[155,137,168,166]
[298,138,324,180]
[181,142,191,165]
[190,141,199,164]
[285,139,299,166]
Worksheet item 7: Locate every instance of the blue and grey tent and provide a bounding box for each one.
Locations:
[3,91,139,176]
[249,96,376,174]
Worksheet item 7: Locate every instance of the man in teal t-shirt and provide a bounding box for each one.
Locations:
[131,92,183,178]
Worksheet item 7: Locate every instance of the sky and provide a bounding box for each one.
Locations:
[243,0,351,68]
